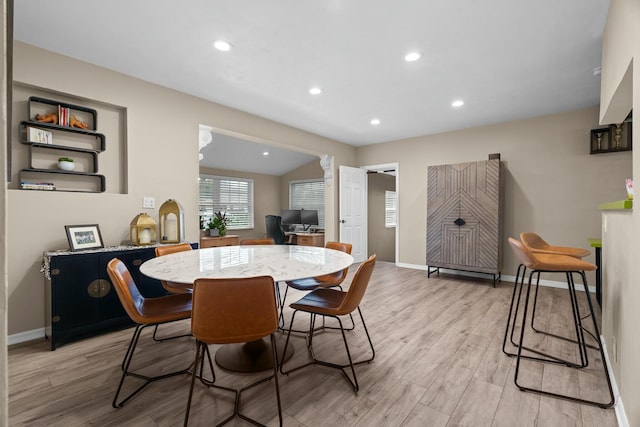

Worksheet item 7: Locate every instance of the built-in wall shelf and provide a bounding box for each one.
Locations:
[18,96,106,192]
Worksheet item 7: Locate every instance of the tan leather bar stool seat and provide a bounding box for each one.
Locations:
[520,232,590,258]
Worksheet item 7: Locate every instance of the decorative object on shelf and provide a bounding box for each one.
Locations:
[27,126,53,144]
[590,127,611,153]
[590,111,633,154]
[64,224,104,252]
[57,157,75,171]
[626,179,633,200]
[35,113,58,124]
[207,211,229,237]
[159,199,184,243]
[130,213,158,246]
[70,115,88,129]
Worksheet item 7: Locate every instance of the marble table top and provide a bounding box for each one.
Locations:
[140,245,355,284]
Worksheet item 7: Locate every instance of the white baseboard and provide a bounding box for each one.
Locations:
[600,338,629,427]
[396,263,596,293]
[8,327,45,346]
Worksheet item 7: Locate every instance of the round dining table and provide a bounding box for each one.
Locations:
[140,244,354,372]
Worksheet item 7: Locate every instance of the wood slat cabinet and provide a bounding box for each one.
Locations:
[44,244,196,350]
[426,159,503,282]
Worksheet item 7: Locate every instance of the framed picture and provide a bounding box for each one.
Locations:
[65,224,104,252]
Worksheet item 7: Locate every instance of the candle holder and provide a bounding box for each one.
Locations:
[159,199,184,243]
[130,213,157,246]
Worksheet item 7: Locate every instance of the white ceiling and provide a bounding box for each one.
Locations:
[13,1,609,172]
[200,130,318,176]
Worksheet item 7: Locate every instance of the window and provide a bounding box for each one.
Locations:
[199,175,254,230]
[385,190,397,228]
[289,179,325,228]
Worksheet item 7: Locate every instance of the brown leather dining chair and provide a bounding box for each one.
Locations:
[279,241,353,332]
[506,238,614,408]
[184,275,282,426]
[280,254,376,392]
[106,258,192,408]
[155,243,194,294]
[239,238,275,245]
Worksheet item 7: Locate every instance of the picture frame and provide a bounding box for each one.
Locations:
[65,224,104,252]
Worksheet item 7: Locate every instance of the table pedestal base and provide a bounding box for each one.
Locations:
[215,335,294,373]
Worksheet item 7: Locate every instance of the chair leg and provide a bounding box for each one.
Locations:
[503,267,591,368]
[152,323,192,342]
[184,341,202,426]
[113,323,191,408]
[237,333,283,426]
[280,307,375,393]
[514,269,615,408]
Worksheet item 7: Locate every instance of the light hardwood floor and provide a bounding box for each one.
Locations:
[9,261,618,426]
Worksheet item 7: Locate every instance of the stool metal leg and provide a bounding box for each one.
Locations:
[513,269,615,408]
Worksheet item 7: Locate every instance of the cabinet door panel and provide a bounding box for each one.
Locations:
[50,253,101,346]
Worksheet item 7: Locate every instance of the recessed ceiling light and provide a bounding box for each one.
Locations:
[452,100,464,108]
[404,52,421,62]
[370,118,381,125]
[213,40,232,52]
[263,151,269,156]
[309,87,322,95]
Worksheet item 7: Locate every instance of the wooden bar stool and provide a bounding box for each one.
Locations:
[507,238,614,408]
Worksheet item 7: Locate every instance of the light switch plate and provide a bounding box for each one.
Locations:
[143,197,155,209]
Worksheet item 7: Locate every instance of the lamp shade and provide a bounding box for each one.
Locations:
[130,213,157,246]
[159,199,184,243]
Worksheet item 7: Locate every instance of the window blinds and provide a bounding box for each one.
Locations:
[289,179,325,228]
[199,175,254,229]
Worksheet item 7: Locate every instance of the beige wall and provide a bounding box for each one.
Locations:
[357,108,632,283]
[8,42,355,336]
[600,0,640,424]
[367,173,395,262]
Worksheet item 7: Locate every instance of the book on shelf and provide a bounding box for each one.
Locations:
[27,126,53,144]
[20,181,56,191]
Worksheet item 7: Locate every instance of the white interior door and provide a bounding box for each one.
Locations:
[339,165,367,262]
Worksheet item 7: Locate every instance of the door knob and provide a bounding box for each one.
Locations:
[340,219,346,224]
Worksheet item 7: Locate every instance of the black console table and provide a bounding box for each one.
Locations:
[42,243,196,350]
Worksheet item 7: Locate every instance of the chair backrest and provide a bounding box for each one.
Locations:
[315,241,353,284]
[106,258,146,324]
[240,238,275,245]
[508,237,539,269]
[155,243,192,257]
[520,231,590,259]
[191,276,278,344]
[337,254,376,314]
[265,215,286,244]
[519,232,550,252]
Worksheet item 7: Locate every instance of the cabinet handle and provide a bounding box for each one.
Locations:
[132,259,143,266]
[99,280,111,297]
[88,279,111,298]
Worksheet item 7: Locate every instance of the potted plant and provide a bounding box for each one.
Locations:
[58,157,75,171]
[207,211,229,237]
